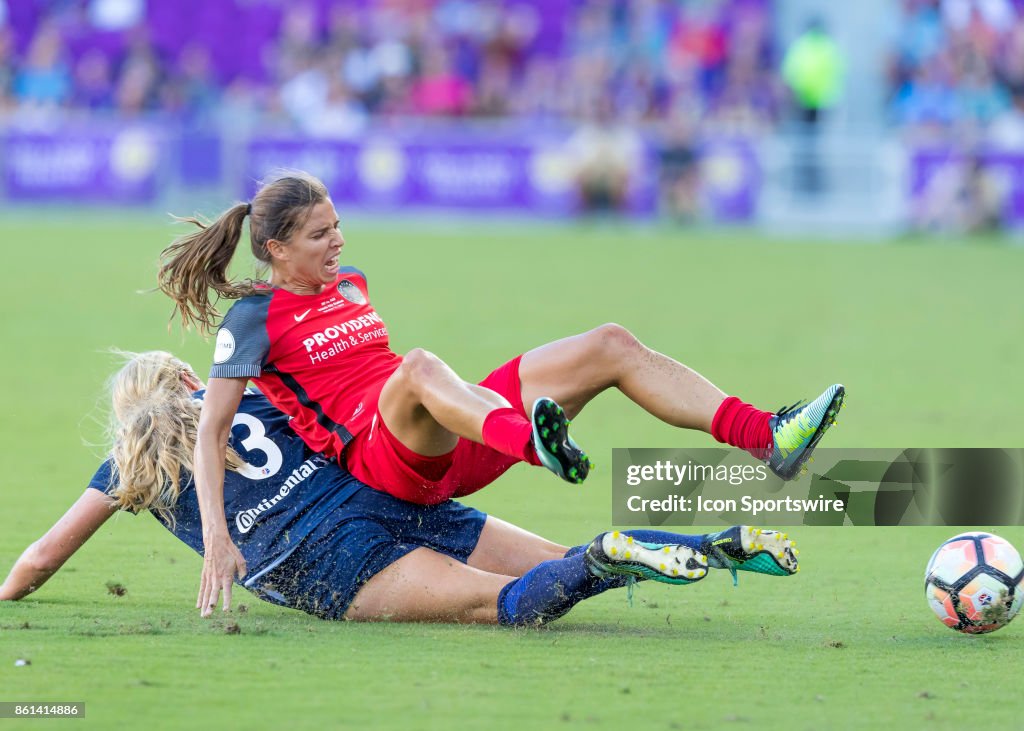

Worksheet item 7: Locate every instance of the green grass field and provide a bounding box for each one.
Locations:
[1,216,1023,730]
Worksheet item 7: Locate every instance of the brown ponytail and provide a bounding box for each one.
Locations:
[158,171,330,334]
[157,202,257,334]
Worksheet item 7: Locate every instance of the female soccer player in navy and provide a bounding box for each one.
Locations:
[0,351,799,622]
[157,171,841,611]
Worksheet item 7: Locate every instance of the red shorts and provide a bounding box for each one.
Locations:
[343,355,526,505]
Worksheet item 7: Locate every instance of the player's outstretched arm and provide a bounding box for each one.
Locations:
[0,489,117,601]
[194,376,248,617]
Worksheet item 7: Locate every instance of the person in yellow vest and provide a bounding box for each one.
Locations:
[782,18,844,193]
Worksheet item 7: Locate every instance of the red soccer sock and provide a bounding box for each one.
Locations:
[482,407,541,466]
[711,396,773,461]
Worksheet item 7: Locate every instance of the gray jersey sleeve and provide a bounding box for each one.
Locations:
[338,265,366,283]
[209,295,272,379]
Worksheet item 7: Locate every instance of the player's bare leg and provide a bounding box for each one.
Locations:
[378,348,591,483]
[517,323,845,480]
[467,517,568,577]
[346,535,707,626]
[518,323,726,430]
[378,348,511,456]
[345,547,509,623]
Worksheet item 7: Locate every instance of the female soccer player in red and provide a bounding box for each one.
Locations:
[157,171,842,601]
[0,351,800,622]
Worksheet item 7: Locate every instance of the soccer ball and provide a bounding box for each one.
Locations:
[925,532,1024,634]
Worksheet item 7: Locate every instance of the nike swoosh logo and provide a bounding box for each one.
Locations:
[294,309,312,322]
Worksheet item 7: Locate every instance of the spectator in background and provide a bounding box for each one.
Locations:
[888,0,1024,232]
[174,44,220,121]
[0,0,780,135]
[942,0,1014,34]
[409,41,473,117]
[114,33,162,116]
[915,152,1006,232]
[304,77,368,138]
[565,95,643,213]
[0,27,16,113]
[782,18,844,126]
[473,48,513,117]
[510,55,568,121]
[272,3,320,82]
[988,91,1024,148]
[891,63,958,131]
[73,48,114,110]
[89,0,144,32]
[709,52,779,135]
[707,5,779,135]
[955,62,1010,126]
[345,4,416,117]
[896,0,946,69]
[14,23,72,109]
[659,104,703,222]
[0,0,787,226]
[279,54,329,127]
[781,18,844,193]
[471,3,537,117]
[889,0,1024,141]
[996,16,1024,92]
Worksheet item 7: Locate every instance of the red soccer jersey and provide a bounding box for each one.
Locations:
[209,267,402,459]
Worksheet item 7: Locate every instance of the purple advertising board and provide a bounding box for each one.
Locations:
[245,131,659,216]
[911,148,1024,227]
[699,139,760,222]
[0,119,758,221]
[3,124,164,203]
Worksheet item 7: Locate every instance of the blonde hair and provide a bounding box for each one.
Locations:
[107,350,241,525]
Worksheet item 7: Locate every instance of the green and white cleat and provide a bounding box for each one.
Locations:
[532,397,591,485]
[702,526,799,582]
[584,531,709,585]
[767,384,845,480]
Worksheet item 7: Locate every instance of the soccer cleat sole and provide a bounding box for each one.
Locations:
[587,531,709,585]
[705,526,799,577]
[774,386,845,481]
[532,397,592,484]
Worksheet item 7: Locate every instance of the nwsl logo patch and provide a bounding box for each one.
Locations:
[214,328,236,364]
[338,279,367,305]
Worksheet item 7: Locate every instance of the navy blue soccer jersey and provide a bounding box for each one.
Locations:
[87,389,364,590]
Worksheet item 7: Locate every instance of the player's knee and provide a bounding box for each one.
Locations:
[399,348,443,394]
[589,323,641,362]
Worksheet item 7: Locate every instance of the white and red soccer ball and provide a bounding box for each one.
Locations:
[925,532,1024,634]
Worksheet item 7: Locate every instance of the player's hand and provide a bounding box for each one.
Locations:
[197,534,247,618]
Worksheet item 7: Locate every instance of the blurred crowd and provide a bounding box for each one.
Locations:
[0,0,780,135]
[888,0,1024,232]
[0,0,789,218]
[888,0,1024,147]
[14,0,1022,228]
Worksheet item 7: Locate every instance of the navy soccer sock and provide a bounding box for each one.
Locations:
[497,553,627,627]
[498,529,716,626]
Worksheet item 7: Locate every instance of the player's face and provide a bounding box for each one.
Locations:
[274,199,345,293]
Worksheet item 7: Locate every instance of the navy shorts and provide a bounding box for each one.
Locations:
[249,486,488,620]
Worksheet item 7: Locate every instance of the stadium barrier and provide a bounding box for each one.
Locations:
[0,119,758,222]
[6,119,1021,229]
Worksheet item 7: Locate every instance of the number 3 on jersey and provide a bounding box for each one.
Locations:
[232,412,283,480]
